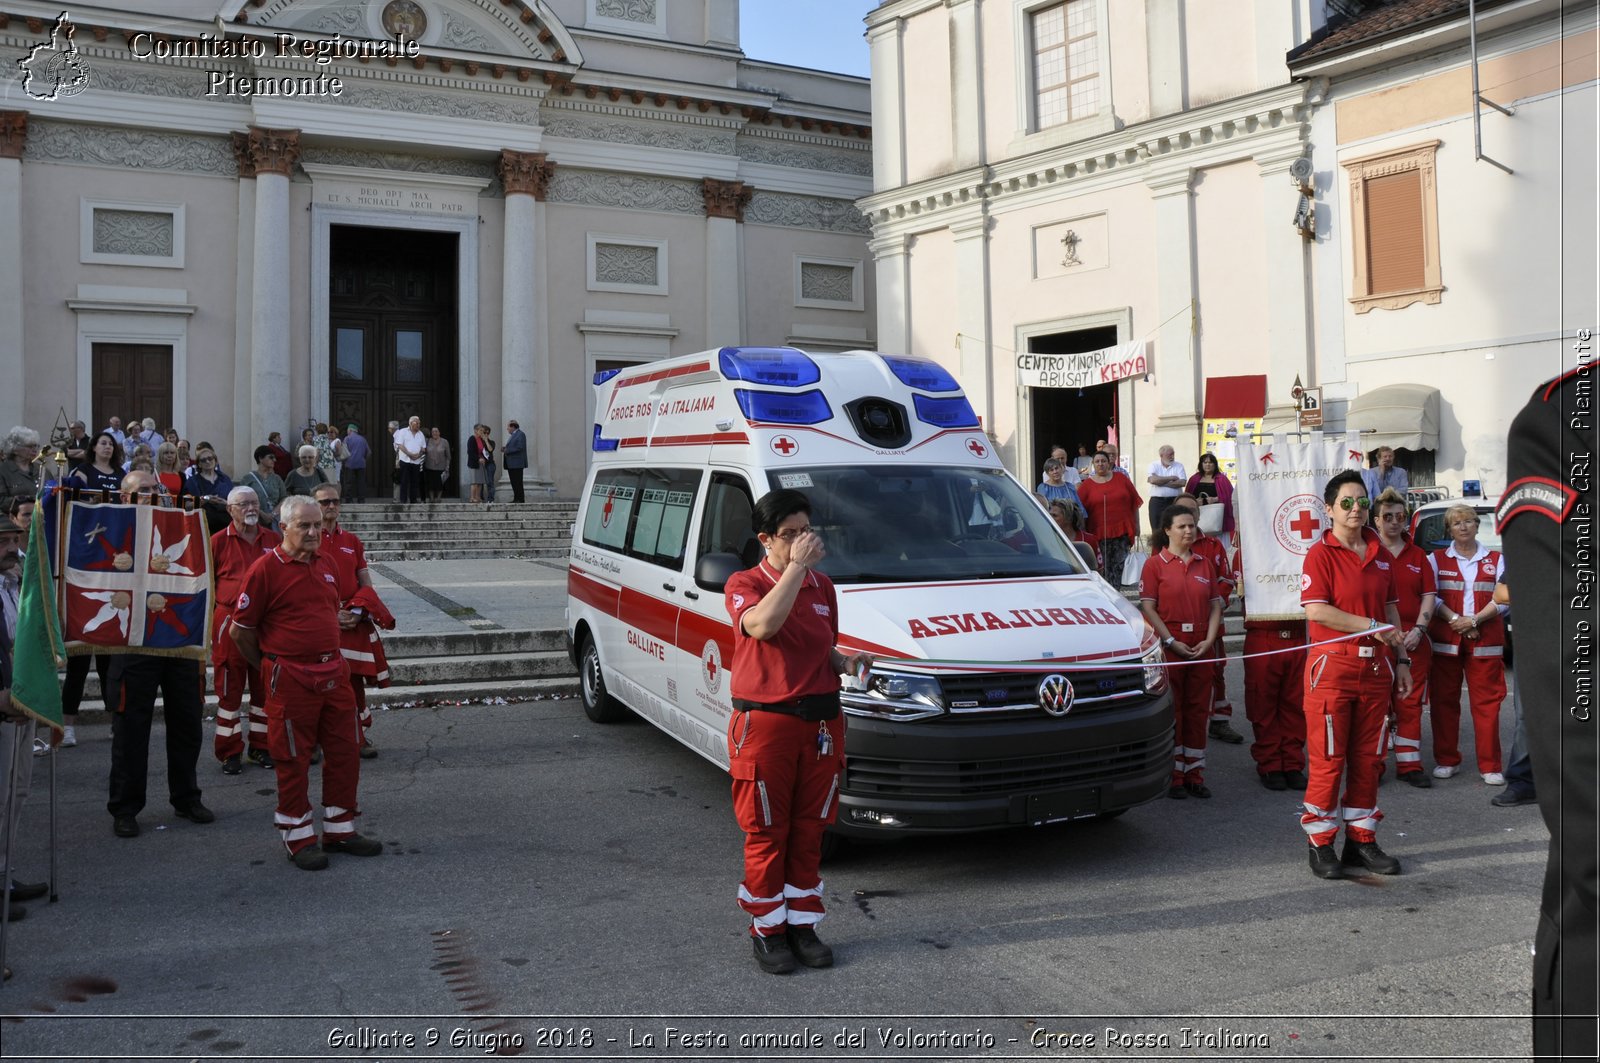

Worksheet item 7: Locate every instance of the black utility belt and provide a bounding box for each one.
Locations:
[733,692,840,722]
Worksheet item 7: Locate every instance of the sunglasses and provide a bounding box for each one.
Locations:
[1378,512,1407,522]
[1336,497,1373,511]
[773,526,813,541]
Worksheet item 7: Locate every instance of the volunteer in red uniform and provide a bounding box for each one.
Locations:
[1373,488,1437,787]
[1170,494,1241,744]
[1232,540,1307,791]
[312,483,392,759]
[1139,505,1225,799]
[230,496,383,871]
[211,487,281,774]
[1300,471,1411,880]
[725,489,871,975]
[1426,504,1508,783]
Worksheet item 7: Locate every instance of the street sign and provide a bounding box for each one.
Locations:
[1298,386,1324,428]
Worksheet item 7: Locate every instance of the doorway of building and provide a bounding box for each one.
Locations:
[328,225,458,494]
[92,343,172,444]
[1026,325,1120,472]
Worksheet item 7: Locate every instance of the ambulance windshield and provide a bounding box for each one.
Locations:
[765,466,1092,583]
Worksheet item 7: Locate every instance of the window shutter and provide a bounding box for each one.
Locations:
[1365,170,1425,294]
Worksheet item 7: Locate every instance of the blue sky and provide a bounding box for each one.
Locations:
[739,1,874,77]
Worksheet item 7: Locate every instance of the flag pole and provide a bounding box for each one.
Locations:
[47,736,56,904]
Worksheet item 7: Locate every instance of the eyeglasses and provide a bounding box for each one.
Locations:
[773,526,813,541]
[1378,513,1407,522]
[317,499,341,507]
[1336,497,1373,511]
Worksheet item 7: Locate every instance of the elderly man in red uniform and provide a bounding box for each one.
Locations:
[1299,470,1410,880]
[1232,541,1308,791]
[725,489,870,974]
[1373,488,1437,786]
[312,482,391,758]
[211,486,281,775]
[1427,503,1508,783]
[229,496,382,871]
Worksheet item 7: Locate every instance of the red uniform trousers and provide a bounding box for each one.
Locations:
[211,608,267,761]
[263,653,362,855]
[1430,651,1506,773]
[1389,639,1432,777]
[727,709,844,938]
[1166,651,1211,784]
[1208,646,1233,721]
[1242,626,1306,775]
[1301,646,1393,847]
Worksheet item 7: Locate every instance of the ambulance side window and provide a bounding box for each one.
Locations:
[582,470,640,553]
[696,474,757,568]
[628,467,702,569]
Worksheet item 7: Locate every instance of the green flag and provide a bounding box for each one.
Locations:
[10,502,65,729]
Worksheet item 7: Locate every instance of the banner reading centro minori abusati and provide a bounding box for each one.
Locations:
[1235,433,1364,620]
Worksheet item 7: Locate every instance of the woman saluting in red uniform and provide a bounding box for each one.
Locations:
[725,489,871,974]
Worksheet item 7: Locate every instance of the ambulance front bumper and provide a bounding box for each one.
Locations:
[831,690,1174,836]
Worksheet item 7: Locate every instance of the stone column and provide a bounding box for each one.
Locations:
[702,179,750,344]
[867,19,905,190]
[248,127,300,456]
[1256,147,1314,426]
[230,132,257,476]
[1148,168,1200,442]
[0,112,26,431]
[947,0,983,171]
[951,215,994,434]
[498,149,554,484]
[868,231,910,355]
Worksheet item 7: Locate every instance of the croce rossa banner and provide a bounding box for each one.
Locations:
[1234,433,1365,620]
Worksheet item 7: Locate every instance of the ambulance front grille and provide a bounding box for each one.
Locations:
[843,735,1170,798]
[939,668,1145,718]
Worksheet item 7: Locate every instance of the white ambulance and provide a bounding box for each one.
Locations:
[566,346,1174,838]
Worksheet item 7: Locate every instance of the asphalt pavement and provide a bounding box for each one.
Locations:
[0,567,1547,1063]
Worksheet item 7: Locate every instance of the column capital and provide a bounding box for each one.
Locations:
[867,231,909,258]
[230,131,256,179]
[498,149,554,200]
[702,177,751,221]
[247,127,301,176]
[0,111,27,160]
[1145,166,1193,195]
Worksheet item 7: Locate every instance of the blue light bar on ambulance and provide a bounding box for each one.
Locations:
[718,347,820,387]
[592,424,618,452]
[593,368,622,385]
[912,393,980,429]
[882,355,961,393]
[733,388,833,425]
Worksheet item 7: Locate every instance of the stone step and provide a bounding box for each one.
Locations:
[63,677,582,721]
[366,547,569,561]
[340,520,575,533]
[361,537,570,552]
[381,628,567,658]
[388,650,573,685]
[339,504,577,518]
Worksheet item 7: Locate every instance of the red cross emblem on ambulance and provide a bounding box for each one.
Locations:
[770,435,798,457]
[966,438,988,459]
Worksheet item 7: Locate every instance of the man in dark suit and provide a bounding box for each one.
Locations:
[503,420,528,504]
[1498,360,1597,1060]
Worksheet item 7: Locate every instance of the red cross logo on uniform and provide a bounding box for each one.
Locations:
[1290,509,1321,541]
[770,436,798,457]
[966,438,988,459]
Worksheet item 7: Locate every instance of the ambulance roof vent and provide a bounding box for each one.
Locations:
[882,355,961,393]
[845,396,911,449]
[718,346,820,388]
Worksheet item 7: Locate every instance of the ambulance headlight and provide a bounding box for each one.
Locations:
[842,671,945,721]
[1141,645,1168,696]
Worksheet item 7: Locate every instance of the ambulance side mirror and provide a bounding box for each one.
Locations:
[1073,542,1098,570]
[695,552,743,592]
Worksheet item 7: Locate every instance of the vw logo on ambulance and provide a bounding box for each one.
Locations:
[1037,674,1075,717]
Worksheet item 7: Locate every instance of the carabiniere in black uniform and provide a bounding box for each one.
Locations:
[1498,361,1598,1060]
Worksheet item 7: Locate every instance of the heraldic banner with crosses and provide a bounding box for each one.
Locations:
[1234,433,1364,620]
[59,499,214,659]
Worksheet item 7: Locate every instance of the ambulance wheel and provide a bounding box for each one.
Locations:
[579,635,628,723]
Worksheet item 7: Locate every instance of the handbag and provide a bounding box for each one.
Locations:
[1197,502,1225,535]
[1121,545,1150,586]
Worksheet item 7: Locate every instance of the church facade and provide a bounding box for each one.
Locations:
[1,0,874,493]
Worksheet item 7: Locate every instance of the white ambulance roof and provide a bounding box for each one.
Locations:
[591,346,1002,468]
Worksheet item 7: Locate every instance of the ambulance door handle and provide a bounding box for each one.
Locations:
[662,582,677,593]
[683,590,700,600]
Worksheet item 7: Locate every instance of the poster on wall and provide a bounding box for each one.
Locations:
[1200,419,1259,481]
